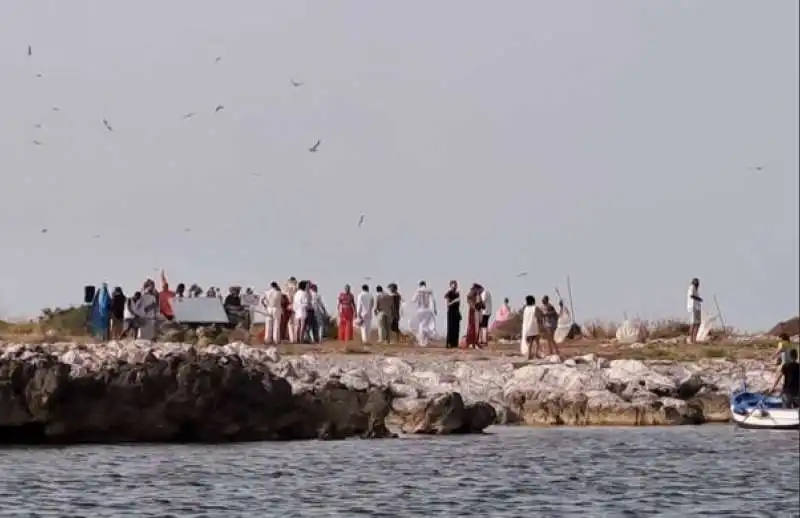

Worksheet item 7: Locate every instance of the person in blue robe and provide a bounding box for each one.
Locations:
[90,283,112,340]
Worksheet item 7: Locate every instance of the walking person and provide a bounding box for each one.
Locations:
[356,284,375,344]
[520,295,541,360]
[310,283,328,343]
[262,282,283,345]
[121,291,141,339]
[540,295,561,358]
[465,285,480,348]
[410,281,437,347]
[687,278,703,344]
[387,283,403,344]
[337,284,356,342]
[444,280,462,349]
[109,287,127,339]
[477,284,492,347]
[374,285,392,343]
[292,281,311,344]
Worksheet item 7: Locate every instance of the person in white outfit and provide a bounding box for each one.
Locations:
[293,281,311,344]
[478,285,493,346]
[410,281,437,346]
[356,284,375,344]
[262,281,283,345]
[520,295,542,360]
[687,277,703,344]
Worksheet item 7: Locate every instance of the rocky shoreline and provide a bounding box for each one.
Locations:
[0,341,776,444]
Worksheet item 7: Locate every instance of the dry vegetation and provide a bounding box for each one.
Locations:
[0,305,785,362]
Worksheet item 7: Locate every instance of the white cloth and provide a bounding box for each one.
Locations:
[519,305,539,356]
[293,289,310,321]
[356,291,374,319]
[135,291,158,340]
[263,288,283,310]
[264,307,282,344]
[123,298,135,320]
[480,289,492,316]
[410,287,437,346]
[687,284,700,312]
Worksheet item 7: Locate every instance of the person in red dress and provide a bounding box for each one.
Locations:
[464,285,479,348]
[337,284,356,342]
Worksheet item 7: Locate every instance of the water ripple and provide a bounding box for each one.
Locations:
[0,426,797,517]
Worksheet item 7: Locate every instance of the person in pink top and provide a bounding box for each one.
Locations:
[491,298,512,330]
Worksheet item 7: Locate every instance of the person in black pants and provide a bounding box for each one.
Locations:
[444,281,462,349]
[771,348,799,408]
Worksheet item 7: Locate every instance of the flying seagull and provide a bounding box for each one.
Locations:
[28,45,32,57]
[215,56,222,63]
[308,140,321,152]
[35,73,43,78]
[748,166,764,171]
[40,228,48,234]
[290,79,304,87]
[358,215,365,227]
[182,112,195,119]
[32,140,42,146]
[34,123,42,129]
[214,104,224,113]
[516,272,528,277]
[92,234,101,239]
[51,106,60,112]
[102,119,113,132]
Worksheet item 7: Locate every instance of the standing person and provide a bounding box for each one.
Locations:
[90,283,112,340]
[121,291,141,339]
[687,278,703,344]
[492,298,513,330]
[520,295,541,360]
[410,281,437,347]
[158,270,176,321]
[477,284,492,347]
[337,284,356,342]
[444,281,462,349]
[309,283,328,343]
[109,286,127,339]
[137,279,159,340]
[284,277,299,342]
[262,282,283,345]
[540,295,561,357]
[770,348,799,408]
[387,283,403,344]
[292,281,311,344]
[374,286,392,344]
[356,284,375,344]
[464,285,480,348]
[175,283,186,300]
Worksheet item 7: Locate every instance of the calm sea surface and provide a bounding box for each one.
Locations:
[0,426,797,517]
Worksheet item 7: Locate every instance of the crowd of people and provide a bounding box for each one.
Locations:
[84,272,576,358]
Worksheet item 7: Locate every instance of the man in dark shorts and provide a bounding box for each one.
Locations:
[388,283,402,343]
[771,348,799,408]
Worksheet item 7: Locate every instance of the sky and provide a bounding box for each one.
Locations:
[1,0,797,331]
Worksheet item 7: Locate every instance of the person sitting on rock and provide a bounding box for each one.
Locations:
[770,348,799,408]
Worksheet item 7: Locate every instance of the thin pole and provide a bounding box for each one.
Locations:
[566,275,576,321]
[713,294,727,333]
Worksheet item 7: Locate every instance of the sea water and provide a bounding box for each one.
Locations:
[0,426,797,517]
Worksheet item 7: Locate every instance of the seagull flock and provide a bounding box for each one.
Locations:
[23,43,370,235]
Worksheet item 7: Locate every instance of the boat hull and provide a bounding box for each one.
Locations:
[730,391,799,430]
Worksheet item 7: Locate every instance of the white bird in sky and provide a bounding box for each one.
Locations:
[358,215,365,227]
[215,56,222,63]
[516,272,528,277]
[102,119,113,132]
[182,112,195,119]
[290,78,304,87]
[32,140,42,146]
[748,165,765,171]
[308,140,321,152]
[214,105,224,112]
[28,45,32,57]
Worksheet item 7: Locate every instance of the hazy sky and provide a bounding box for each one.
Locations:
[1,0,797,331]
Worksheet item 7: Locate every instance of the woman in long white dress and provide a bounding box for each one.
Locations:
[409,281,437,346]
[520,295,541,360]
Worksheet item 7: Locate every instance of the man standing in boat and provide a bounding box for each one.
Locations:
[770,348,799,408]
